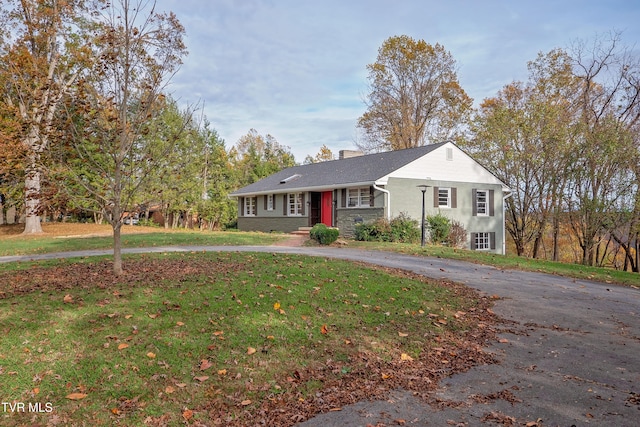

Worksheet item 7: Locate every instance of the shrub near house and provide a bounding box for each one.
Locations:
[309,223,339,245]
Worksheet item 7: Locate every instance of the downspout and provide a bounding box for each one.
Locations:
[502,190,513,255]
[373,183,391,221]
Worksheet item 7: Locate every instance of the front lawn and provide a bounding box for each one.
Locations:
[0,251,497,426]
[0,223,284,256]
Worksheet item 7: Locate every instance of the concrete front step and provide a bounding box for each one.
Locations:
[291,228,310,236]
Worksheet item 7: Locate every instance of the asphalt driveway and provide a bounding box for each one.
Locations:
[2,245,639,426]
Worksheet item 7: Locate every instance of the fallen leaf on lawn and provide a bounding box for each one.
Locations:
[213,331,224,336]
[176,321,185,326]
[217,369,227,376]
[273,302,281,311]
[66,393,88,400]
[240,399,251,406]
[176,383,187,388]
[320,324,328,334]
[165,386,175,394]
[400,353,414,361]
[125,315,133,319]
[148,313,159,319]
[193,376,209,382]
[63,294,73,303]
[146,352,156,359]
[118,343,129,350]
[111,408,120,415]
[437,319,448,325]
[247,347,256,355]
[398,332,408,337]
[381,373,393,379]
[199,359,213,371]
[33,387,39,395]
[266,335,275,340]
[182,409,193,420]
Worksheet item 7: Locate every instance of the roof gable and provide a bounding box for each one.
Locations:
[380,143,505,186]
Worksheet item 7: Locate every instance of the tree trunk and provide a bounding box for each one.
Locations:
[111,197,124,276]
[552,214,560,262]
[113,222,123,276]
[23,155,44,234]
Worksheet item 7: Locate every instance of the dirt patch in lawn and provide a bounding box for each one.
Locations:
[0,222,164,239]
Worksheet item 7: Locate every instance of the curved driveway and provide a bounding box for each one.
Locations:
[2,245,639,426]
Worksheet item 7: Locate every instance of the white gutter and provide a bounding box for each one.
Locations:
[502,189,513,255]
[230,181,376,198]
[373,182,391,220]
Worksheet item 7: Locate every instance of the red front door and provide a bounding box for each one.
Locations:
[321,191,333,226]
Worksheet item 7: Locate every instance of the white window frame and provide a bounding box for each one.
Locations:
[244,196,256,216]
[266,194,274,211]
[347,187,371,208]
[288,193,303,216]
[476,190,489,216]
[438,188,451,208]
[475,232,491,250]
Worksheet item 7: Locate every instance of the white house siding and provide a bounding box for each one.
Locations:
[379,142,503,186]
[385,177,506,254]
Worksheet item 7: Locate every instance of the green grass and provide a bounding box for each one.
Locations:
[0,230,284,257]
[0,252,478,426]
[3,225,637,287]
[347,240,640,287]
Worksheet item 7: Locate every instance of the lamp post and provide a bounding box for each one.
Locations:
[417,184,429,247]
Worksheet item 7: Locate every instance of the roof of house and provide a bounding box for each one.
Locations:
[230,142,448,196]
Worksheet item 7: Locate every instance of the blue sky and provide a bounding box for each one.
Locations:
[164,0,640,161]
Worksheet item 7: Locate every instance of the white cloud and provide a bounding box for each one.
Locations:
[163,0,640,161]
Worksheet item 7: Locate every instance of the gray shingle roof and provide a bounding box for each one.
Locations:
[230,142,447,196]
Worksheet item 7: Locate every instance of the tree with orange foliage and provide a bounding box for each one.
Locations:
[357,35,472,152]
[0,0,91,234]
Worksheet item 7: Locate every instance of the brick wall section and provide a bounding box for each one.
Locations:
[237,216,309,233]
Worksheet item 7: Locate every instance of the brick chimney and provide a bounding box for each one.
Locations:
[339,149,364,159]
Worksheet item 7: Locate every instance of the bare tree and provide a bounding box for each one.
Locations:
[65,0,187,275]
[568,32,640,266]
